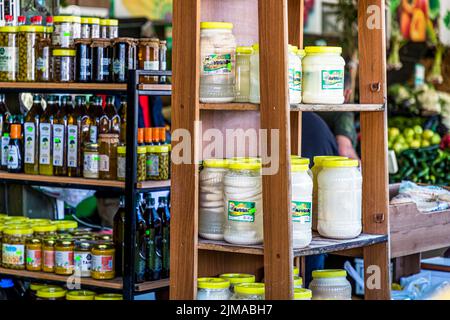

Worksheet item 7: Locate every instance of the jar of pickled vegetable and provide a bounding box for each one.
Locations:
[2,226,33,269]
[95,293,123,300]
[66,290,96,300]
[42,237,56,273]
[100,19,119,39]
[36,286,66,300]
[18,26,43,82]
[55,221,78,234]
[26,238,42,271]
[74,240,92,278]
[53,16,75,48]
[55,239,74,275]
[137,146,147,182]
[146,145,170,180]
[117,146,126,181]
[91,243,115,280]
[99,133,119,180]
[83,143,100,179]
[0,26,18,82]
[75,39,92,82]
[52,49,76,82]
[92,38,112,82]
[32,224,57,238]
[112,38,137,83]
[0,225,5,262]
[138,38,159,83]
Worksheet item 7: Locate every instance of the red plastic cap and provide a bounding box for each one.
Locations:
[5,15,13,22]
[46,16,53,24]
[32,16,43,23]
[18,16,26,23]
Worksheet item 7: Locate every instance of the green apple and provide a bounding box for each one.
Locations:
[406,136,414,144]
[413,125,423,135]
[403,128,414,138]
[421,140,430,148]
[393,142,403,154]
[422,129,434,140]
[410,140,421,149]
[431,133,441,145]
[389,127,400,139]
[396,135,406,144]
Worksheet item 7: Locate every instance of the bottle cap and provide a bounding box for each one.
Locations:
[10,124,21,139]
[137,128,144,144]
[159,128,166,143]
[144,128,152,143]
[153,128,160,142]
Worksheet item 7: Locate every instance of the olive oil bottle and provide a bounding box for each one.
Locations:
[105,96,120,134]
[7,124,23,173]
[67,96,84,177]
[89,96,104,143]
[113,195,126,276]
[80,96,92,147]
[158,196,170,278]
[118,96,127,144]
[53,96,70,176]
[144,195,162,281]
[0,94,11,139]
[135,196,148,284]
[24,95,44,174]
[97,97,110,135]
[39,95,58,176]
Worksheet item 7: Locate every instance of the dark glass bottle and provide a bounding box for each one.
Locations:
[0,94,11,139]
[158,196,170,278]
[89,96,104,143]
[39,95,58,176]
[7,124,23,173]
[105,96,120,134]
[118,96,127,144]
[24,94,44,174]
[144,195,162,281]
[135,195,147,283]
[53,96,70,176]
[113,195,126,277]
[80,96,92,147]
[67,96,83,177]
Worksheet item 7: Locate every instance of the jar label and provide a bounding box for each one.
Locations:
[289,68,302,92]
[227,201,256,222]
[7,145,19,169]
[113,59,125,75]
[92,254,113,272]
[101,58,111,76]
[2,244,25,266]
[292,201,312,223]
[89,125,98,143]
[99,154,110,172]
[146,154,159,176]
[26,249,42,268]
[1,135,10,166]
[0,47,17,72]
[202,54,232,75]
[39,123,52,165]
[67,125,78,168]
[117,156,126,179]
[74,251,92,273]
[43,250,55,268]
[84,152,99,175]
[55,250,74,269]
[36,56,48,72]
[53,124,65,167]
[24,122,36,164]
[321,70,344,90]
[144,61,159,71]
[80,58,91,77]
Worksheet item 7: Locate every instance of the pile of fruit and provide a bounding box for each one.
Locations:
[388,123,441,154]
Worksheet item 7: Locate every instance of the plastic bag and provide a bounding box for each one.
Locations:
[392,181,450,213]
[33,187,95,208]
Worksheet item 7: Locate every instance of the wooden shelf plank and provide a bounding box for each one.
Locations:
[198,233,388,257]
[0,82,126,92]
[138,84,172,91]
[199,103,385,112]
[135,279,170,292]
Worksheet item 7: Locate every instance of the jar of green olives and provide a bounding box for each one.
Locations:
[146,145,170,180]
[0,26,18,82]
[18,26,44,82]
[137,146,147,182]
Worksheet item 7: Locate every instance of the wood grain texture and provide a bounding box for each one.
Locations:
[200,103,385,112]
[258,0,293,300]
[0,82,126,91]
[170,0,200,300]
[358,0,390,300]
[394,254,421,282]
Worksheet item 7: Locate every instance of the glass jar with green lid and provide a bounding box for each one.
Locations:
[32,224,57,238]
[54,221,78,234]
[66,290,96,300]
[219,273,255,293]
[1,226,34,269]
[117,146,126,181]
[293,276,303,289]
[197,277,231,300]
[52,49,76,82]
[146,145,170,181]
[95,293,123,300]
[36,286,67,300]
[231,283,265,300]
[55,239,75,275]
[26,237,42,271]
[308,269,352,300]
[294,288,312,300]
[0,26,18,82]
[137,146,147,182]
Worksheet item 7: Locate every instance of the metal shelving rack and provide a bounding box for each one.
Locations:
[0,70,172,300]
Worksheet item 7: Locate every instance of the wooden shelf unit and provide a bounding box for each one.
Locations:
[171,0,390,300]
[0,82,127,93]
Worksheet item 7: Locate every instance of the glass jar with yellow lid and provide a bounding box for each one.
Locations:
[74,240,92,278]
[100,19,119,39]
[197,277,231,300]
[26,237,42,271]
[54,221,78,234]
[91,242,115,280]
[293,276,303,289]
[231,283,265,300]
[66,290,96,301]
[0,26,18,82]
[2,226,34,269]
[117,146,126,181]
[42,237,56,273]
[308,269,351,300]
[137,146,147,182]
[95,234,113,242]
[29,219,51,226]
[294,288,312,300]
[0,225,6,262]
[219,273,255,294]
[32,224,57,238]
[27,283,50,300]
[4,216,30,224]
[55,239,74,275]
[146,145,170,181]
[95,293,123,300]
[36,286,67,300]
[294,266,300,277]
[52,49,76,82]
[291,156,312,178]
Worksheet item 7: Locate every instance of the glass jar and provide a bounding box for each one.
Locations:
[30,219,51,225]
[288,45,302,104]
[112,37,136,83]
[26,238,42,271]
[92,39,112,82]
[36,38,51,82]
[137,146,147,182]
[91,243,115,280]
[223,162,263,245]
[95,234,113,242]
[294,288,312,300]
[1,226,33,269]
[293,276,303,289]
[32,224,57,238]
[42,238,56,273]
[81,17,100,39]
[53,16,75,48]
[138,38,160,84]
[291,156,312,178]
[302,46,345,104]
[199,159,229,240]
[36,286,66,300]
[219,273,255,294]
[291,164,313,248]
[99,133,119,180]
[231,283,265,300]
[235,46,252,102]
[74,240,92,278]
[18,26,43,82]
[75,39,92,82]
[52,49,76,82]
[100,19,119,39]
[83,143,100,179]
[318,159,362,239]
[55,239,74,275]
[197,278,231,300]
[146,145,170,181]
[200,22,236,103]
[72,16,81,40]
[66,290,96,301]
[117,146,126,181]
[0,26,18,82]
[28,283,49,300]
[311,156,346,231]
[309,269,352,300]
[159,40,167,83]
[94,293,123,300]
[55,221,78,234]
[249,43,260,104]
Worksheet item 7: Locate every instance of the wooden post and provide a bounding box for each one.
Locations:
[358,0,391,300]
[170,0,201,300]
[258,0,293,300]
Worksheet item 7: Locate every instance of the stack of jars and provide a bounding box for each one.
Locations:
[0,215,116,281]
[28,283,123,301]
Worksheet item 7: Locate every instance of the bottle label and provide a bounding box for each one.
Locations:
[0,47,17,72]
[55,250,74,269]
[92,254,113,272]
[53,124,65,167]
[160,61,167,71]
[36,56,48,72]
[292,201,312,223]
[2,243,25,266]
[24,122,36,164]
[144,61,159,71]
[89,125,98,143]
[26,249,42,268]
[117,156,126,179]
[1,135,10,166]
[202,54,232,74]
[80,58,91,77]
[146,154,159,176]
[227,200,256,222]
[321,70,344,90]
[43,250,55,269]
[67,125,78,168]
[39,123,51,165]
[7,145,19,169]
[99,154,110,172]
[101,57,110,76]
[74,251,92,273]
[113,59,124,75]
[289,68,301,92]
[84,152,99,174]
